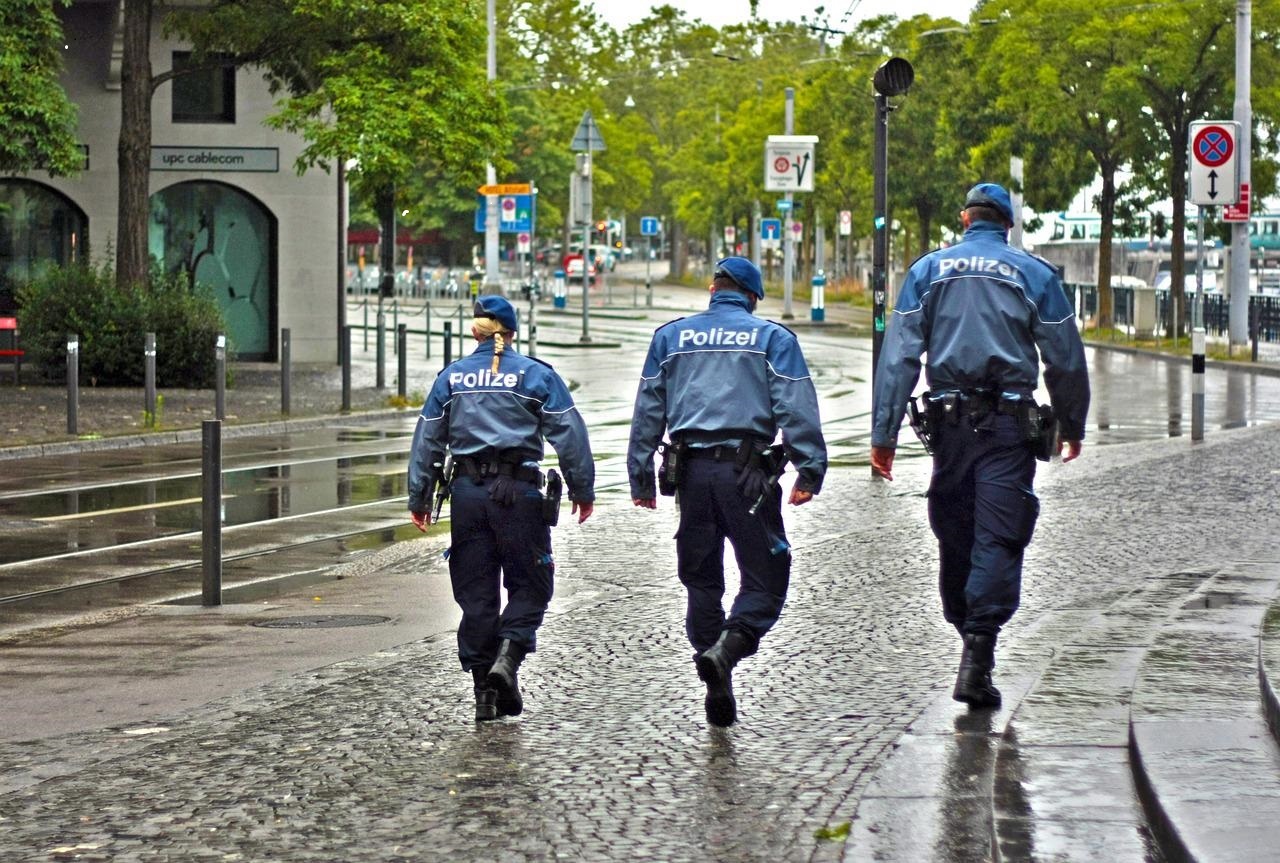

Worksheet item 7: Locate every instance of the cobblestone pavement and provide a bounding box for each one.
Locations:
[2,420,1278,861]
[3,284,1280,861]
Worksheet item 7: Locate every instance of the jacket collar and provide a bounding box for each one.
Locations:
[708,290,754,312]
[963,221,1009,242]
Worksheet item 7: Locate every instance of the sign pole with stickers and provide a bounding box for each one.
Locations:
[1188,120,1240,440]
[765,93,817,320]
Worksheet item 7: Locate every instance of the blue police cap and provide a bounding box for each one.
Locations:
[713,256,764,300]
[964,183,1015,225]
[474,295,518,332]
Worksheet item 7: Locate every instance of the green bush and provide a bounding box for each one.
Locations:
[16,262,228,387]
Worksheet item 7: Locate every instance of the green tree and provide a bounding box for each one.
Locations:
[978,0,1151,330]
[1127,0,1280,337]
[115,0,508,291]
[0,0,80,176]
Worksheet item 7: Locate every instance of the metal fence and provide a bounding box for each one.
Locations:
[1064,282,1280,343]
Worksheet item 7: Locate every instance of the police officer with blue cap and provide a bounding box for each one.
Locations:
[628,256,827,727]
[408,294,596,722]
[870,183,1090,709]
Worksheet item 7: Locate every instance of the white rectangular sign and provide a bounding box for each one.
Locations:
[152,146,279,172]
[1188,122,1239,206]
[765,135,818,193]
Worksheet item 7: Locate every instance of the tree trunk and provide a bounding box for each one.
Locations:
[671,221,686,280]
[1169,146,1189,340]
[918,211,933,259]
[116,0,152,291]
[1096,168,1116,331]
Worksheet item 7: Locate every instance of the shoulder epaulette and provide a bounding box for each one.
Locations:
[761,318,799,339]
[910,247,945,269]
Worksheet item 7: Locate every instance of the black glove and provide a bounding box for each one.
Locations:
[736,466,770,504]
[488,475,519,506]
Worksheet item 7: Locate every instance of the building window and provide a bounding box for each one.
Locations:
[171,52,235,124]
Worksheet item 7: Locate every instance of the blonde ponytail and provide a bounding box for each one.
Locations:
[472,317,511,374]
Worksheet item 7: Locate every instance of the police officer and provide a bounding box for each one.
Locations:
[628,257,827,727]
[408,295,595,722]
[870,183,1090,709]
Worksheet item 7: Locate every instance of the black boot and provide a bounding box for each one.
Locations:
[953,634,1002,708]
[694,630,754,727]
[472,668,498,722]
[486,639,527,717]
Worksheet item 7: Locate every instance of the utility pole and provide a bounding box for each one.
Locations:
[783,88,795,319]
[1229,0,1252,345]
[483,0,501,293]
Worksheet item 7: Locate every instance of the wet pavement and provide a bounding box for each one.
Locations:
[3,279,1280,861]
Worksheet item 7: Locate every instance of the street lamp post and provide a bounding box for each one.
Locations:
[870,58,914,397]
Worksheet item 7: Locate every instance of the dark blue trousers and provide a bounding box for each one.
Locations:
[927,412,1039,638]
[447,476,553,671]
[676,458,790,654]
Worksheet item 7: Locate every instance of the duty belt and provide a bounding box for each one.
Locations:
[929,390,1028,418]
[684,445,741,462]
[455,456,542,484]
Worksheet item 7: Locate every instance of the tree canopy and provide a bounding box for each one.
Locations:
[0,0,81,176]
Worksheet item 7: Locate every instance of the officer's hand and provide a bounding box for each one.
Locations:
[410,510,429,532]
[488,476,519,506]
[736,467,770,503]
[633,498,657,509]
[871,445,895,481]
[1059,439,1083,462]
[572,500,594,523]
[789,488,813,506]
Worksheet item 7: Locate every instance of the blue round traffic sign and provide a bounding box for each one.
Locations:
[1193,126,1233,168]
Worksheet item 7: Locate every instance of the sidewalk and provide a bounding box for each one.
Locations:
[3,277,1280,861]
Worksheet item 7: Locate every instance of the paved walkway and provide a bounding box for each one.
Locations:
[3,280,1280,861]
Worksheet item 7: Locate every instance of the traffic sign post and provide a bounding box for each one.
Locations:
[1189,121,1240,206]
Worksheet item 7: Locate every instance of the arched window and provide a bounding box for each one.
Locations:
[0,180,88,312]
[150,181,277,360]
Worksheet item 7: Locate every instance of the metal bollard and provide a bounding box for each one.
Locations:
[1191,328,1205,441]
[425,302,432,360]
[810,273,826,322]
[215,334,226,420]
[397,323,407,399]
[443,321,453,369]
[144,332,157,428]
[66,334,79,435]
[1251,303,1260,363]
[363,301,369,352]
[280,327,291,415]
[457,304,465,357]
[202,420,222,606]
[528,302,538,358]
[341,325,352,412]
[376,310,386,389]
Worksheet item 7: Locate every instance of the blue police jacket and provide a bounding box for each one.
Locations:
[871,221,1091,447]
[628,290,827,497]
[407,339,595,511]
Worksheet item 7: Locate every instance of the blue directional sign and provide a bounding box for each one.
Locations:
[761,218,782,241]
[640,216,661,236]
[474,194,534,233]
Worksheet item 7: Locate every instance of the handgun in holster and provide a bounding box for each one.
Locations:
[542,469,563,526]
[657,439,686,496]
[1020,402,1058,462]
[746,444,789,517]
[431,451,455,523]
[908,396,935,455]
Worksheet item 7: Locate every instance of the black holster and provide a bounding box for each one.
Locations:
[657,439,686,496]
[1021,402,1058,462]
[542,469,563,525]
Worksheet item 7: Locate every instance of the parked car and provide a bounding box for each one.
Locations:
[563,254,596,285]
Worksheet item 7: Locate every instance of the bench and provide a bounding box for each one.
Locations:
[0,316,24,384]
